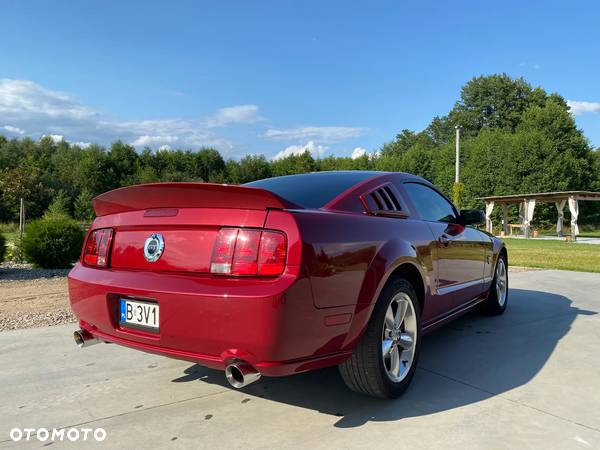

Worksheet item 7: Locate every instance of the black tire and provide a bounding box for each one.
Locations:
[480,252,508,315]
[339,277,421,399]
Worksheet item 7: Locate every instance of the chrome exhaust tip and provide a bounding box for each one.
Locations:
[73,329,99,348]
[225,362,261,388]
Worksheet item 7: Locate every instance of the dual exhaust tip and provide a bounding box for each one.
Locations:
[74,329,261,388]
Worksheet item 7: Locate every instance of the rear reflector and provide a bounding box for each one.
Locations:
[83,228,113,267]
[210,228,286,276]
[258,231,287,275]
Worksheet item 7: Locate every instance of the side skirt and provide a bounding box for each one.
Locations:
[421,294,488,335]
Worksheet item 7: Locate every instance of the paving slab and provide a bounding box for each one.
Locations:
[1,269,599,449]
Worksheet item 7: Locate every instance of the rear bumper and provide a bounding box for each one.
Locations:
[68,263,354,376]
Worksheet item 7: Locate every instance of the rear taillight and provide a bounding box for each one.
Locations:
[83,228,113,268]
[210,228,286,277]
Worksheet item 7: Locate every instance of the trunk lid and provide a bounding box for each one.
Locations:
[91,183,296,274]
[93,182,297,216]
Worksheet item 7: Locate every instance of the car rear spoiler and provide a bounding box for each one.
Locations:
[92,182,299,216]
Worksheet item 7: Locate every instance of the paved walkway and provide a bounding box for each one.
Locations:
[503,235,600,244]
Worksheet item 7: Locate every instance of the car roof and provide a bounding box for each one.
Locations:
[244,171,431,209]
[248,170,427,182]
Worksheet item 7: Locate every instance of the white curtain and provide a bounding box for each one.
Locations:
[555,199,566,236]
[525,199,536,225]
[568,196,579,237]
[523,199,536,237]
[485,201,495,233]
[518,202,524,224]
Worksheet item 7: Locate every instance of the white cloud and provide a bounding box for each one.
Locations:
[2,125,25,135]
[351,147,367,159]
[157,145,172,151]
[272,141,327,160]
[519,62,541,70]
[130,135,180,147]
[0,78,253,152]
[0,79,97,121]
[264,126,366,142]
[43,134,64,143]
[72,141,91,148]
[205,104,263,128]
[567,100,600,116]
[0,78,368,156]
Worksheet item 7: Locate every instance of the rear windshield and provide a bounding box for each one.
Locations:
[244,172,379,208]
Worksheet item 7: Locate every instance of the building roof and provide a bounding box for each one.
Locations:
[478,191,600,203]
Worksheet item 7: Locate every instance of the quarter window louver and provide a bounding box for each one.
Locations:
[361,183,407,218]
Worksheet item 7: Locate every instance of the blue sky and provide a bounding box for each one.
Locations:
[1,0,599,159]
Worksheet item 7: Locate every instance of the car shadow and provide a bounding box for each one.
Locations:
[172,288,595,428]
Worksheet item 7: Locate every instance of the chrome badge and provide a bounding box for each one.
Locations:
[143,233,165,262]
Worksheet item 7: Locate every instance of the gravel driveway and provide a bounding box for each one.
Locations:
[0,264,74,331]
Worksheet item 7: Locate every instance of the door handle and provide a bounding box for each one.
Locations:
[438,235,450,247]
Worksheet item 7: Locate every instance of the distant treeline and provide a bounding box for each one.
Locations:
[1,74,599,225]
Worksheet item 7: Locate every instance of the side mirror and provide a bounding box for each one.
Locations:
[460,209,484,226]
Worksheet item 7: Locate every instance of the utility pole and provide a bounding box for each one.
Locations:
[19,198,25,241]
[455,125,462,183]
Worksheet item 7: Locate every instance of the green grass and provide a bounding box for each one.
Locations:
[580,230,600,238]
[2,232,18,242]
[502,238,600,273]
[534,226,600,238]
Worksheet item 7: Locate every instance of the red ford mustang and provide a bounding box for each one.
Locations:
[69,171,508,398]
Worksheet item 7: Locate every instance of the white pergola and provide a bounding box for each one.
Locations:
[478,191,600,240]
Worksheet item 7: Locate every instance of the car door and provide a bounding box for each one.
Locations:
[401,181,487,312]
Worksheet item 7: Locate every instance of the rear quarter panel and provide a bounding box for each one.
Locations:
[291,209,436,329]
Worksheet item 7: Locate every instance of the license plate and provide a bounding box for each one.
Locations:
[120,299,159,330]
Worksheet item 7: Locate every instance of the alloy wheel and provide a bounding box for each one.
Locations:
[496,258,508,307]
[381,292,417,382]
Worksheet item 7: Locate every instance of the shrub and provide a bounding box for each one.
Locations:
[5,237,24,263]
[0,234,6,264]
[23,216,84,268]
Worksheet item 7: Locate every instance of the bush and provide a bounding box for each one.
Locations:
[5,236,24,263]
[0,234,6,264]
[23,216,84,268]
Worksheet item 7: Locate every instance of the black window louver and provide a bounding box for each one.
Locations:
[361,183,407,218]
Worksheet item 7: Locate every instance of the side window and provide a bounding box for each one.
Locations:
[403,182,457,223]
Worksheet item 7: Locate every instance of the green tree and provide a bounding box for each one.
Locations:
[271,151,317,177]
[448,73,547,135]
[107,141,138,187]
[196,148,226,181]
[228,154,271,183]
[74,189,95,222]
[380,130,434,157]
[45,189,71,217]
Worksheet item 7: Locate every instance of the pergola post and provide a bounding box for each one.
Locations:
[484,201,495,234]
[568,196,579,241]
[555,199,566,237]
[501,204,509,236]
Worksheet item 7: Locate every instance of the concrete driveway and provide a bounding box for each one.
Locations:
[1,269,599,449]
